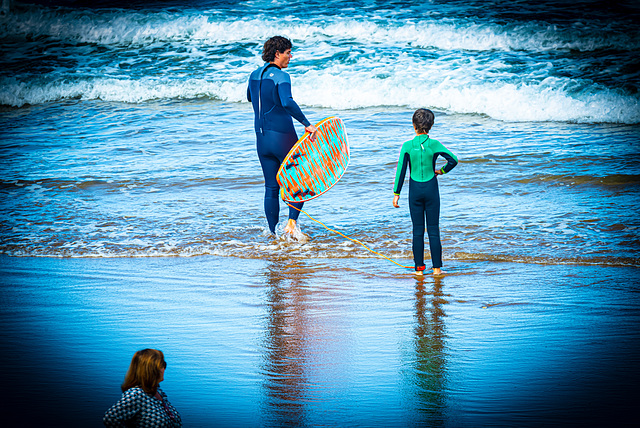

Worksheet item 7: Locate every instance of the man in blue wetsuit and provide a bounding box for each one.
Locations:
[247,36,317,238]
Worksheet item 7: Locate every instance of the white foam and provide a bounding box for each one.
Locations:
[291,60,640,124]
[2,69,638,123]
[0,76,245,107]
[2,7,638,123]
[2,7,637,51]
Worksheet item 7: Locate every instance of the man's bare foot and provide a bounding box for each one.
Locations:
[284,219,297,235]
[433,268,443,275]
[282,219,309,242]
[415,270,424,276]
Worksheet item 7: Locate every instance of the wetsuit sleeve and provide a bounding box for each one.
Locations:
[433,142,458,174]
[393,144,410,195]
[247,83,251,102]
[277,74,311,127]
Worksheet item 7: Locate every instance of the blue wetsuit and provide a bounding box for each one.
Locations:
[247,63,311,234]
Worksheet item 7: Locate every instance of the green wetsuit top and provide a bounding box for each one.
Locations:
[393,134,458,195]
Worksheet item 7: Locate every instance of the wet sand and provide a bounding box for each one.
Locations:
[0,255,637,427]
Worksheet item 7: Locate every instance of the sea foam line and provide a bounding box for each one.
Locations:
[1,242,637,267]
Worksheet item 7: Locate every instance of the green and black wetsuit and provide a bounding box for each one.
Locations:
[393,134,458,270]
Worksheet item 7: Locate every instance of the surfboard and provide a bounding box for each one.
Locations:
[277,116,350,203]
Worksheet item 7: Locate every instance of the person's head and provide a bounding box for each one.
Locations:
[412,108,435,134]
[262,36,293,68]
[121,348,167,395]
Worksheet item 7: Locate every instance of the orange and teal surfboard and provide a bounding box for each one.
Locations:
[277,116,349,203]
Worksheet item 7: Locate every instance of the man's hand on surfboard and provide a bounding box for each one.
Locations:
[305,124,318,142]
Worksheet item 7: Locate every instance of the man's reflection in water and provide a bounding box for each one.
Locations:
[261,258,310,427]
[413,275,447,426]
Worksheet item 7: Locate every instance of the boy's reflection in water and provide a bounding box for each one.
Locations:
[260,259,449,426]
[413,275,447,426]
[261,259,309,427]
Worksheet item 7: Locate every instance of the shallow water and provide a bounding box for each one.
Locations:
[1,0,639,265]
[1,100,639,267]
[1,256,638,427]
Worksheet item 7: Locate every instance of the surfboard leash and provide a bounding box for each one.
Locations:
[284,202,414,270]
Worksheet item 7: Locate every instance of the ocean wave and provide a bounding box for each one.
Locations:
[1,6,638,52]
[3,73,637,124]
[0,76,241,107]
[2,4,638,122]
[293,71,640,124]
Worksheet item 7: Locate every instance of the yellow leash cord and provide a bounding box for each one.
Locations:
[285,202,413,270]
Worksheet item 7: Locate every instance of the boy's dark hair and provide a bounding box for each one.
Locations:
[412,108,435,134]
[262,36,292,62]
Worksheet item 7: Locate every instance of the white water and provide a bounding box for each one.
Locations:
[1,3,638,123]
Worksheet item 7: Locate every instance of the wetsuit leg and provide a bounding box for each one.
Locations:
[257,142,282,234]
[409,178,442,269]
[256,130,303,234]
[408,179,426,269]
[424,179,442,268]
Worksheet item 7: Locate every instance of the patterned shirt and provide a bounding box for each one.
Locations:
[103,387,182,427]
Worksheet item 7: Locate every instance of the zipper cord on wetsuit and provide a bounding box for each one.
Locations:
[284,201,414,270]
[258,63,277,135]
[420,135,428,150]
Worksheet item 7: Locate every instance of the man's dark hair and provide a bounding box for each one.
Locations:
[262,36,292,62]
[412,108,435,134]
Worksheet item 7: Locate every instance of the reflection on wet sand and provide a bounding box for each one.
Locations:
[413,276,447,426]
[261,258,310,426]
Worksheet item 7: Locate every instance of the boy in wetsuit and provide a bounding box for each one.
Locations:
[392,109,458,276]
[247,36,317,237]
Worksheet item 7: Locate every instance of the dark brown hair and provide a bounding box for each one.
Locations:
[262,36,292,62]
[412,108,435,134]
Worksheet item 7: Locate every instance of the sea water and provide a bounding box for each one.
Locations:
[1,0,639,264]
[0,0,639,427]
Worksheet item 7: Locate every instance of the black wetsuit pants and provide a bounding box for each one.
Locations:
[408,177,442,269]
[256,129,303,234]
